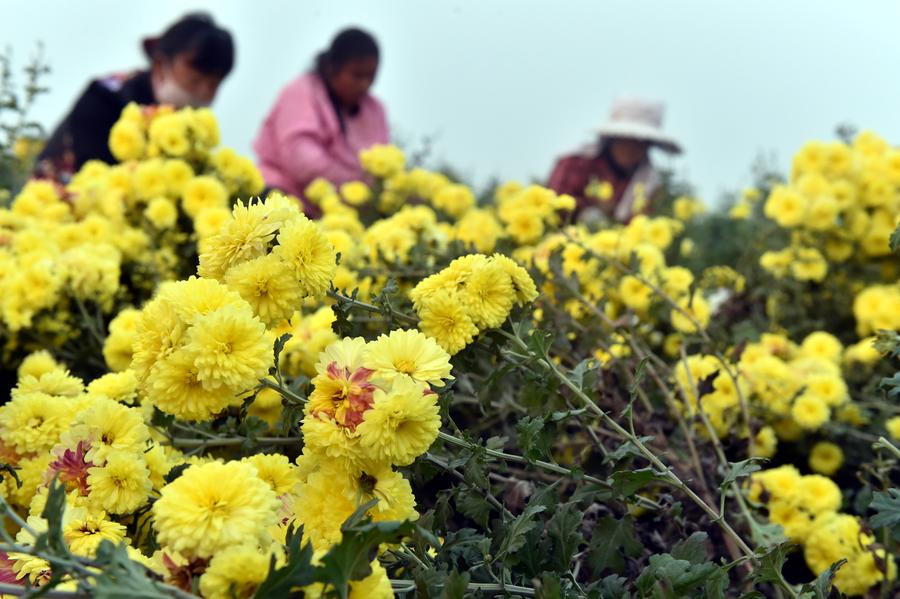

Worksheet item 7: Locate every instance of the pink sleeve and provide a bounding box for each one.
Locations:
[374,98,390,143]
[273,81,360,184]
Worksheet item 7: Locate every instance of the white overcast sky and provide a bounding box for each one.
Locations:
[4,0,900,203]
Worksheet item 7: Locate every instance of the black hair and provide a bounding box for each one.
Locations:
[314,28,379,77]
[145,13,235,79]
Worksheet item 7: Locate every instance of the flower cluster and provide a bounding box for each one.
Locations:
[673,331,861,446]
[410,253,538,354]
[130,277,274,421]
[198,195,337,326]
[749,466,897,595]
[110,102,218,163]
[0,105,266,363]
[292,329,450,554]
[759,132,899,282]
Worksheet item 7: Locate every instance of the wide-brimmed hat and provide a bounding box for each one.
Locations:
[596,97,682,154]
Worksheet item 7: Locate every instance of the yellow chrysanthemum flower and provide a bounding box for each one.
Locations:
[182,175,228,219]
[356,377,441,467]
[808,441,843,476]
[364,328,453,387]
[242,453,300,496]
[153,461,280,559]
[274,216,337,297]
[418,293,480,355]
[87,451,152,514]
[17,350,60,380]
[791,393,830,431]
[63,511,127,557]
[199,544,281,599]
[224,253,305,327]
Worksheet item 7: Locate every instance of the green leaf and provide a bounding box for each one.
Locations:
[750,543,795,587]
[589,516,643,575]
[610,468,666,496]
[318,517,416,599]
[92,540,175,599]
[870,488,900,529]
[604,436,654,466]
[253,525,317,598]
[628,357,649,403]
[457,490,492,528]
[35,478,67,554]
[568,358,598,392]
[880,371,900,400]
[526,328,553,358]
[798,558,846,599]
[517,415,550,461]
[497,503,546,559]
[547,502,584,571]
[719,458,764,492]
[463,446,490,489]
[889,222,900,253]
[440,570,470,599]
[636,553,725,597]
[670,532,709,565]
[874,329,900,358]
[163,462,190,484]
[272,332,293,368]
[535,572,563,599]
[0,462,21,488]
[591,575,630,599]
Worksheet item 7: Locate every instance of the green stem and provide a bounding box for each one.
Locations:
[326,289,418,325]
[495,328,756,560]
[437,431,661,511]
[258,377,307,405]
[875,436,900,461]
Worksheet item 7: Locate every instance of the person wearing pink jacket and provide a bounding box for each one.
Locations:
[254,28,389,207]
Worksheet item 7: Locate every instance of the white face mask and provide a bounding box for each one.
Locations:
[152,67,210,108]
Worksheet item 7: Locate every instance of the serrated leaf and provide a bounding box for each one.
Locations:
[547,502,583,571]
[253,524,317,597]
[517,415,549,461]
[164,462,190,484]
[604,436,654,466]
[35,478,67,554]
[798,558,846,599]
[751,543,795,587]
[719,458,764,492]
[670,531,709,564]
[535,572,563,599]
[636,553,724,596]
[92,540,175,599]
[526,328,553,358]
[272,332,292,367]
[319,517,415,599]
[880,371,900,400]
[568,358,597,392]
[440,570,470,599]
[869,488,900,529]
[497,503,546,559]
[610,468,665,496]
[457,491,492,528]
[592,574,630,599]
[589,516,643,575]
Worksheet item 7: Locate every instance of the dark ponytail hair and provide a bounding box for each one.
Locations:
[143,13,235,79]
[315,28,379,78]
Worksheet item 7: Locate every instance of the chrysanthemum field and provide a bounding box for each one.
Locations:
[1,102,900,598]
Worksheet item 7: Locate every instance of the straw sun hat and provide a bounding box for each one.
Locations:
[596,97,682,154]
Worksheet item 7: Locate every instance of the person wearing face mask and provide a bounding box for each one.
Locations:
[254,27,389,210]
[34,13,234,181]
[547,97,682,223]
